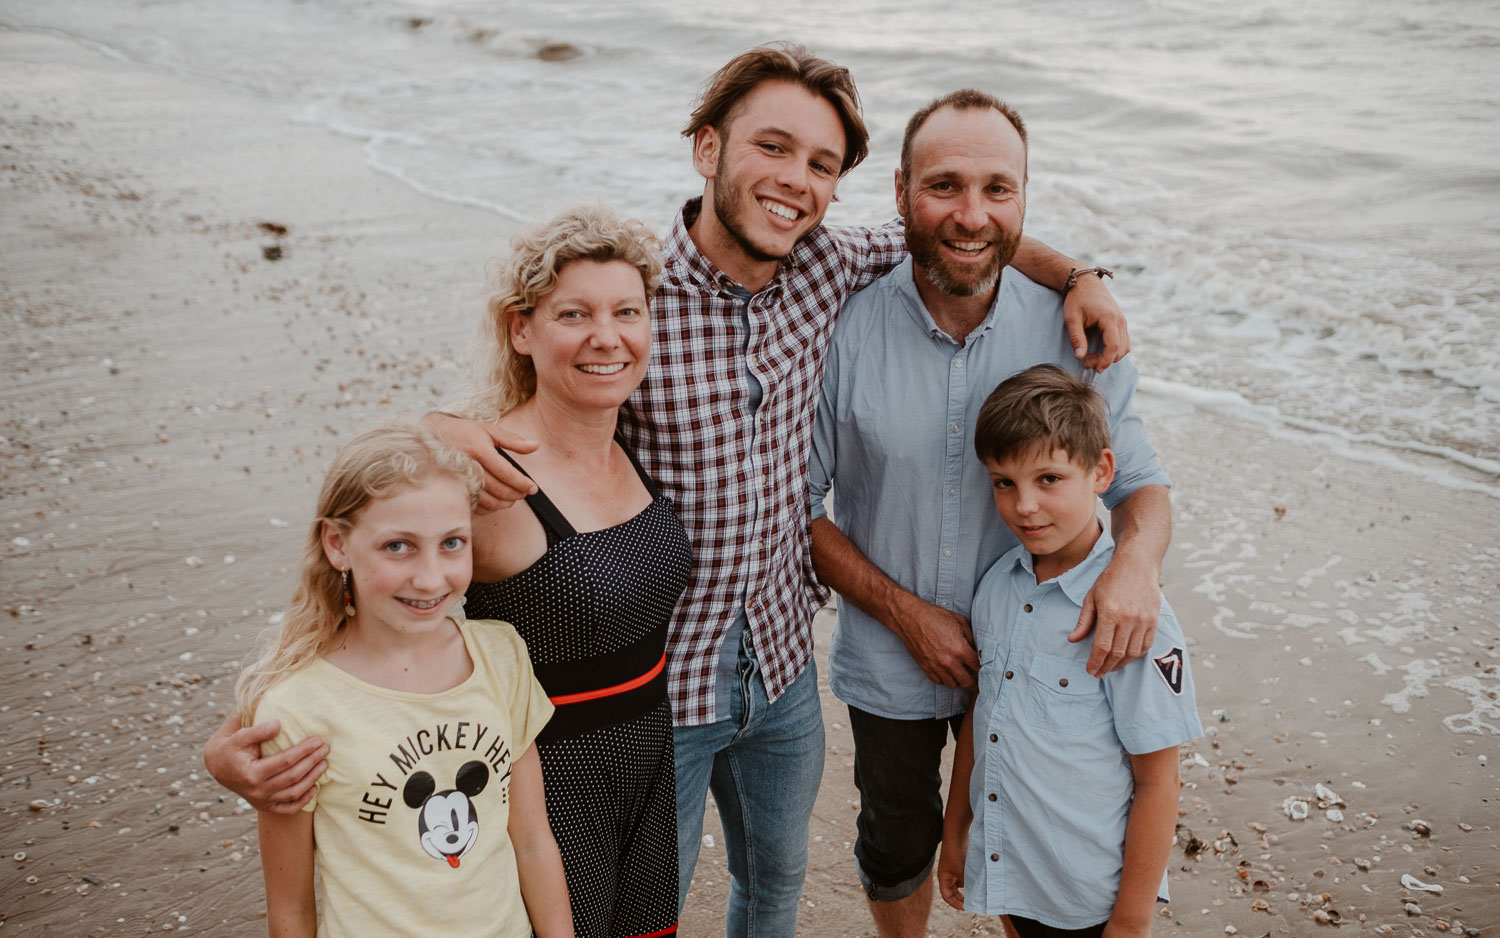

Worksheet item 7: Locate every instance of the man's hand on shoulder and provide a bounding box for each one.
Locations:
[203,713,328,814]
[1063,275,1130,373]
[421,412,538,513]
[887,593,981,691]
[1068,550,1161,678]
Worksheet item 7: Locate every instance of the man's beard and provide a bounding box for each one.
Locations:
[907,218,1021,297]
[711,149,788,266]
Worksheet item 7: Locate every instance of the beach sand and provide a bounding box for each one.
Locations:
[3,29,1497,936]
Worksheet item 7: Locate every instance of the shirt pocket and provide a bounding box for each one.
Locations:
[1024,652,1107,736]
[973,645,1006,724]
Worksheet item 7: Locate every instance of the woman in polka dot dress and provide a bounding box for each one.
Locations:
[442,205,689,938]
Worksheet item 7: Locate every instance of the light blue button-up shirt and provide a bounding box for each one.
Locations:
[807,259,1171,719]
[963,529,1202,925]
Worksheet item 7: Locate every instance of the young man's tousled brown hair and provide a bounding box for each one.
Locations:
[682,41,869,176]
[973,364,1110,468]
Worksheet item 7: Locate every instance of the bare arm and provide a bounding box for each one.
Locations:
[1011,236,1129,372]
[422,412,539,514]
[1104,747,1180,938]
[203,713,327,814]
[258,809,317,938]
[1069,484,1172,677]
[936,705,977,910]
[811,517,979,690]
[508,744,574,937]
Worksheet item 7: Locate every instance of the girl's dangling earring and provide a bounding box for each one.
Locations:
[341,568,356,617]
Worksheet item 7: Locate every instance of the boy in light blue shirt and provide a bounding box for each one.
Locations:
[938,365,1202,937]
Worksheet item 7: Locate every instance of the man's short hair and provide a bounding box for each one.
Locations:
[899,89,1027,180]
[682,42,869,176]
[974,365,1110,468]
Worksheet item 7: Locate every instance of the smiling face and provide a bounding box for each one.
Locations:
[321,476,473,638]
[985,446,1114,580]
[691,79,846,287]
[897,105,1027,298]
[510,259,651,414]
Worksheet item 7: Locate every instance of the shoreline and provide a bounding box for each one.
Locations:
[3,27,1497,936]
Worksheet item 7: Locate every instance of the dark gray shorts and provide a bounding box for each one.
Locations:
[847,705,964,901]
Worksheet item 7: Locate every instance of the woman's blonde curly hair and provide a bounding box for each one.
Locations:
[446,204,663,422]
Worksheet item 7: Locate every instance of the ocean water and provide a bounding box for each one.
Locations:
[5,0,1500,494]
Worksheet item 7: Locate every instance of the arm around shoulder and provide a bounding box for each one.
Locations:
[421,411,538,512]
[1011,236,1129,370]
[203,711,328,815]
[1072,484,1173,677]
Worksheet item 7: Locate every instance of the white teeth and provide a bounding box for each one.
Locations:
[403,598,443,609]
[949,240,987,252]
[578,363,626,374]
[760,199,798,221]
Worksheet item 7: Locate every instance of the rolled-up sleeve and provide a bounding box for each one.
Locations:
[1097,355,1172,510]
[807,338,841,522]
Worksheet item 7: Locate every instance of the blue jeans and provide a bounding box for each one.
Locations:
[674,631,826,938]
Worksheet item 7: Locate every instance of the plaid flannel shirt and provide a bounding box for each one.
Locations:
[619,198,905,726]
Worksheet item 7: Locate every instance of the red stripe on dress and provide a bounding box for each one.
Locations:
[623,926,677,938]
[548,653,666,706]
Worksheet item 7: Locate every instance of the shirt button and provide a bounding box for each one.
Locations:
[954,358,964,368]
[1023,603,1033,613]
[1059,678,1070,687]
[1004,671,1013,680]
[948,487,957,496]
[989,733,998,742]
[990,853,1000,862]
[988,793,997,801]
[753,540,764,550]
[943,548,953,557]
[950,423,961,433]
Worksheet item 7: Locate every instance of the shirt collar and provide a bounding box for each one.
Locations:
[891,256,1012,345]
[666,197,800,296]
[1010,524,1116,604]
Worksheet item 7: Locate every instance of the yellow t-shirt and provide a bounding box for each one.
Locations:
[256,618,554,938]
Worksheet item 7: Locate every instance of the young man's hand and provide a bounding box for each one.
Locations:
[1063,275,1130,373]
[203,714,326,814]
[421,412,538,513]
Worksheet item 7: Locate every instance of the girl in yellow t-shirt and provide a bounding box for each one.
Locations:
[235,424,573,938]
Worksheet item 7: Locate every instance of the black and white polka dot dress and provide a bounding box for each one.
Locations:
[466,443,691,938]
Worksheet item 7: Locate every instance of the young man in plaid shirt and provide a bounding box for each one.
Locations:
[204,43,1129,938]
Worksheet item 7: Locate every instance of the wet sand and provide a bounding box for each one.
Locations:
[3,28,1497,937]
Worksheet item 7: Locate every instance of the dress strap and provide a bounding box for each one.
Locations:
[495,448,576,548]
[615,435,662,500]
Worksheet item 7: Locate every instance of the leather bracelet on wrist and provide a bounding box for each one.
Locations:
[1063,266,1114,295]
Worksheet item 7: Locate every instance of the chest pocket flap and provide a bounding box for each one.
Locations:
[1025,652,1106,736]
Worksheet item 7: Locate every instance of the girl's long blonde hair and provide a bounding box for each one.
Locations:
[444,203,663,422]
[234,424,482,722]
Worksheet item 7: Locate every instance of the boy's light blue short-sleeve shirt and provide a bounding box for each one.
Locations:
[964,529,1203,927]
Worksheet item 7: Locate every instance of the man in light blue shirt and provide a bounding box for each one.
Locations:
[806,90,1173,938]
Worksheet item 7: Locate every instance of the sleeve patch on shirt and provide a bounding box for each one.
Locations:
[1153,647,1185,696]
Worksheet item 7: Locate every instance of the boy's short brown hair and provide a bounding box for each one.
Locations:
[682,42,869,176]
[973,364,1110,468]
